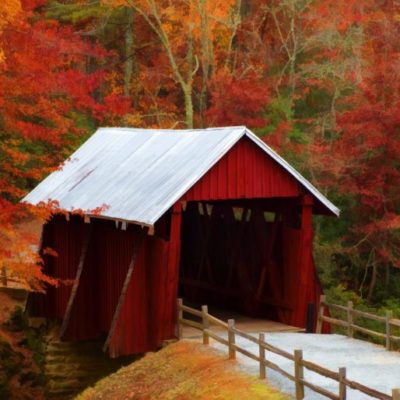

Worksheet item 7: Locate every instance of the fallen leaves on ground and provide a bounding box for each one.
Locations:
[76,340,288,400]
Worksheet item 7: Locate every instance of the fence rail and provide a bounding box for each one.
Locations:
[317,295,400,350]
[177,298,400,400]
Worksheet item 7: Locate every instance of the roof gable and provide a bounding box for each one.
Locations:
[183,136,300,201]
[23,126,339,225]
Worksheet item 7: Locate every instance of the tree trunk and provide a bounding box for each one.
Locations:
[184,87,194,129]
[124,7,135,97]
[184,21,195,129]
[198,0,212,127]
[367,263,378,301]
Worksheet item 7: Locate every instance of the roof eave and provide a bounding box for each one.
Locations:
[244,128,340,217]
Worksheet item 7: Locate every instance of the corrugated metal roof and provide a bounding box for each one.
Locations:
[23,126,339,225]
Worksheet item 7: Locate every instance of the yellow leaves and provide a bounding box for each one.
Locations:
[101,0,127,8]
[124,112,144,127]
[77,340,289,400]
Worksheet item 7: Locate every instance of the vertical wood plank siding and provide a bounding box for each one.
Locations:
[183,137,300,201]
[30,136,328,356]
[31,216,174,356]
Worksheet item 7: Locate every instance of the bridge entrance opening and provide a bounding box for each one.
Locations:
[178,199,312,329]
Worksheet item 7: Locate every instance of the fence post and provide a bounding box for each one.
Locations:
[294,349,304,400]
[316,295,326,333]
[259,333,266,379]
[176,298,183,339]
[1,267,7,287]
[386,310,393,351]
[228,319,236,359]
[338,367,347,400]
[347,301,354,338]
[202,305,209,345]
[393,389,400,400]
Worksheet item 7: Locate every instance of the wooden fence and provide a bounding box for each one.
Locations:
[0,267,25,289]
[177,298,400,400]
[317,295,400,351]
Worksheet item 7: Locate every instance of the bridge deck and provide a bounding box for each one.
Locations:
[181,305,303,339]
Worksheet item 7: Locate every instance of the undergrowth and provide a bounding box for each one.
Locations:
[0,304,46,398]
[325,285,400,348]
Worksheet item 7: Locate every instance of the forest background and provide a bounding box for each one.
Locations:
[1,0,400,315]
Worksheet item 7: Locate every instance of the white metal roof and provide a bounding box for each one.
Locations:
[22,126,339,226]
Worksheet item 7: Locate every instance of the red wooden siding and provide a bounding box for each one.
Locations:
[280,226,319,327]
[32,216,84,320]
[31,134,329,357]
[109,236,172,356]
[183,137,300,201]
[32,216,178,356]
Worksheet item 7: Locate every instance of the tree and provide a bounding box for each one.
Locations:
[0,0,129,290]
[102,0,256,128]
[334,0,400,300]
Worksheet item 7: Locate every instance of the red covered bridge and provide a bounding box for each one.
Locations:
[23,126,339,357]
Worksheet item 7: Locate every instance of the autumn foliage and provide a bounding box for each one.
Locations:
[0,0,129,290]
[0,0,399,300]
[77,340,288,400]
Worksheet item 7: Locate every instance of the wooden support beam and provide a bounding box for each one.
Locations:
[166,202,183,339]
[256,212,279,297]
[103,230,146,353]
[60,226,92,339]
[296,194,314,328]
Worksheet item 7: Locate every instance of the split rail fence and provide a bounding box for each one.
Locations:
[317,295,400,351]
[177,298,400,400]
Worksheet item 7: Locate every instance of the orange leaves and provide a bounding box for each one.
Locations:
[0,0,21,31]
[0,0,21,62]
[0,201,57,291]
[77,340,288,400]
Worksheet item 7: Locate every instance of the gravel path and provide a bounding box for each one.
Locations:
[210,332,400,399]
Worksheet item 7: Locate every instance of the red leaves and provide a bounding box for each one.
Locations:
[206,71,269,128]
[94,94,132,124]
[331,2,400,269]
[0,1,132,291]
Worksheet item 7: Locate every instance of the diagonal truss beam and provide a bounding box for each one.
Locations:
[60,225,92,339]
[103,230,146,353]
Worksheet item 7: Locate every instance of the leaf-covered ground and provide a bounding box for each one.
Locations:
[76,340,288,400]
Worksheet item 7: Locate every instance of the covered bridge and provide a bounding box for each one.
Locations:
[23,126,339,357]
